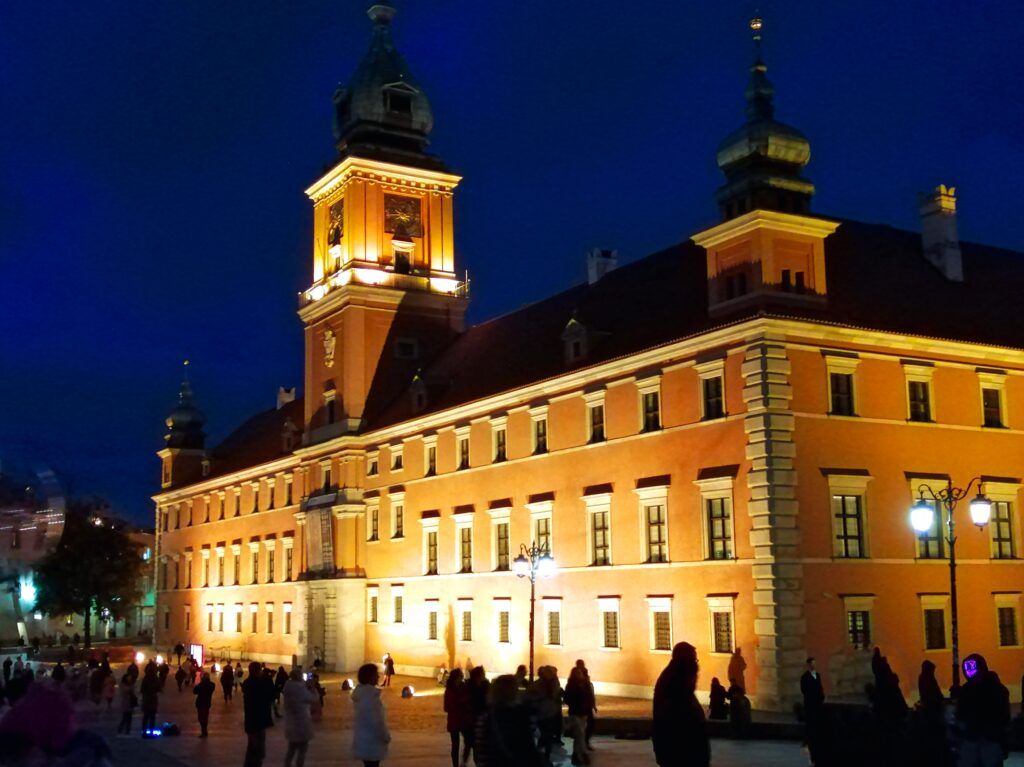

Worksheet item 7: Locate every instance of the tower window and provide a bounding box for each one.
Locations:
[385,91,413,116]
[781,269,791,291]
[395,339,419,360]
[794,271,806,293]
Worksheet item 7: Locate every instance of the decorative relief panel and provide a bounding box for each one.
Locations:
[384,194,423,237]
[328,200,344,246]
[323,329,336,368]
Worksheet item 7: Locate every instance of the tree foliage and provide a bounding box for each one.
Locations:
[32,505,145,646]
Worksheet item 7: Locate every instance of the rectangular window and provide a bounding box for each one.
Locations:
[458,437,470,470]
[232,553,240,586]
[426,445,437,476]
[250,604,258,633]
[266,604,274,634]
[285,547,293,581]
[368,594,378,624]
[924,608,946,650]
[652,611,672,651]
[646,503,668,563]
[252,486,259,513]
[427,607,439,641]
[394,595,404,624]
[217,554,224,585]
[267,481,275,510]
[426,531,438,575]
[207,605,214,632]
[702,376,725,420]
[284,604,292,635]
[461,609,473,642]
[642,391,661,432]
[234,492,240,517]
[602,610,620,649]
[534,517,551,555]
[908,380,932,422]
[847,610,871,649]
[217,605,224,632]
[533,418,548,454]
[916,500,944,559]
[706,498,733,560]
[173,561,180,589]
[712,611,734,654]
[368,508,379,542]
[286,482,293,506]
[185,607,191,632]
[546,610,562,646]
[267,549,276,583]
[591,510,610,566]
[991,501,1015,559]
[459,527,473,573]
[391,447,403,471]
[832,495,865,558]
[164,609,170,630]
[998,606,1019,647]
[322,468,332,493]
[495,522,510,570]
[588,404,605,443]
[235,605,243,633]
[251,551,259,584]
[982,388,1004,427]
[830,372,855,416]
[202,557,210,587]
[497,608,510,643]
[367,456,379,476]
[493,428,507,462]
[393,505,405,539]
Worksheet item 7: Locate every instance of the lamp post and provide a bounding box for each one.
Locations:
[909,477,992,690]
[512,542,556,682]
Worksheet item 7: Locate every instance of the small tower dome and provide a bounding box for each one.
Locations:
[715,17,815,220]
[332,5,438,167]
[164,364,206,450]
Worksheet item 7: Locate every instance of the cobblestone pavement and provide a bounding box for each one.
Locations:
[43,672,1024,766]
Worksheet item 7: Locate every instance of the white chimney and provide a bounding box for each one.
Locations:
[920,184,962,282]
[586,248,618,285]
[277,386,296,410]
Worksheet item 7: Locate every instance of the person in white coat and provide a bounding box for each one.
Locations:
[351,663,391,767]
[282,669,314,767]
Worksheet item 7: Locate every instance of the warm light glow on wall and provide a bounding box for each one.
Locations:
[430,277,460,294]
[354,268,389,286]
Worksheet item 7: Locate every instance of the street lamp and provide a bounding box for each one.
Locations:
[909,477,991,690]
[513,542,557,682]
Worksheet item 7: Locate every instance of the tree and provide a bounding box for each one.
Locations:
[33,505,145,647]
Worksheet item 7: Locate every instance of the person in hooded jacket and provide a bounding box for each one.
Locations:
[193,671,215,738]
[443,668,473,767]
[352,663,391,767]
[242,661,276,767]
[652,642,709,767]
[914,660,949,767]
[956,653,1010,767]
[283,668,315,767]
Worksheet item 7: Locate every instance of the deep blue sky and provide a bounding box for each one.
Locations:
[1,1,1020,524]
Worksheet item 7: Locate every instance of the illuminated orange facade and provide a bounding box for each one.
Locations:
[153,8,1024,710]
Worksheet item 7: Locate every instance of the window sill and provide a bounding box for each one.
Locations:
[982,424,1008,430]
[367,539,381,545]
[827,412,859,419]
[701,415,727,422]
[391,535,405,541]
[649,648,672,655]
[599,646,621,652]
[543,643,562,648]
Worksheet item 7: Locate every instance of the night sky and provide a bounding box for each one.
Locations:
[1,1,1020,525]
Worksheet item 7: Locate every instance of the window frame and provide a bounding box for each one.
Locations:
[598,597,621,650]
[424,436,438,477]
[530,406,549,455]
[455,516,474,573]
[392,585,404,625]
[994,594,1021,649]
[583,492,613,567]
[706,595,736,655]
[584,390,606,444]
[455,426,471,470]
[367,503,380,543]
[494,597,511,644]
[389,444,404,472]
[457,599,473,643]
[920,594,950,651]
[488,507,512,571]
[543,598,563,646]
[425,600,440,642]
[824,354,860,417]
[826,473,872,559]
[842,594,875,649]
[637,376,662,433]
[420,515,440,575]
[635,485,670,564]
[903,364,935,423]
[367,587,379,624]
[526,499,554,558]
[491,416,508,463]
[390,492,405,540]
[647,596,673,653]
[978,370,1008,428]
[695,476,736,561]
[696,358,727,421]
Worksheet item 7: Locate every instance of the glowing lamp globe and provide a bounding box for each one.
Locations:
[910,499,935,533]
[969,492,992,527]
[135,651,146,664]
[537,553,557,578]
[18,581,36,604]
[512,553,530,577]
[155,655,164,666]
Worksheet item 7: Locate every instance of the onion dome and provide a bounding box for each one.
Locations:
[715,17,815,220]
[332,5,440,168]
[165,362,206,450]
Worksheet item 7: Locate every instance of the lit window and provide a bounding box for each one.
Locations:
[494,521,510,571]
[600,598,620,649]
[584,494,611,567]
[544,599,562,645]
[496,601,510,644]
[265,603,274,634]
[707,596,736,654]
[534,517,551,554]
[426,603,439,641]
[392,503,405,539]
[458,526,473,573]
[647,597,673,652]
[991,501,1015,559]
[368,506,380,542]
[903,363,934,422]
[367,589,379,624]
[706,497,733,560]
[250,603,258,633]
[458,601,473,642]
[393,589,404,624]
[425,530,438,575]
[832,495,865,558]
[234,604,243,633]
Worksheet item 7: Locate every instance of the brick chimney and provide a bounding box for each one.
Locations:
[586,248,618,285]
[920,184,962,282]
[277,386,296,410]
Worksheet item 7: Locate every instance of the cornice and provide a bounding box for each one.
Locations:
[690,209,840,248]
[305,156,462,203]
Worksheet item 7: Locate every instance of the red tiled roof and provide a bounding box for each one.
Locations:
[205,397,304,480]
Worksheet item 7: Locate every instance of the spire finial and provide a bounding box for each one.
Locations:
[368,4,396,25]
[182,358,190,381]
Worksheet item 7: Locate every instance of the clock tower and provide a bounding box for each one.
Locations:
[299,4,468,444]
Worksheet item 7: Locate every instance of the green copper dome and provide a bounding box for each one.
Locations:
[715,21,814,220]
[332,5,438,166]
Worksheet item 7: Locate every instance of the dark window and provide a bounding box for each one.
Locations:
[234,493,240,517]
[653,612,672,651]
[498,610,510,643]
[426,531,438,575]
[991,502,1014,559]
[391,450,403,470]
[602,611,619,648]
[830,372,855,416]
[924,608,946,650]
[533,419,548,454]
[571,340,583,360]
[833,495,865,558]
[367,457,379,476]
[998,606,1019,647]
[908,380,932,422]
[534,517,551,555]
[322,468,332,493]
[547,611,561,645]
[426,446,437,476]
[286,483,293,506]
[231,554,238,586]
[459,527,473,573]
[794,271,806,293]
[395,339,418,359]
[458,437,470,470]
[589,404,605,443]
[266,550,275,584]
[368,595,378,624]
[493,429,507,462]
[713,611,734,653]
[983,388,1003,427]
[736,272,747,296]
[386,91,412,115]
[326,398,336,425]
[591,511,610,566]
[393,505,404,538]
[646,503,668,563]
[461,610,472,642]
[916,501,944,559]
[781,269,792,291]
[707,498,733,560]
[703,376,725,420]
[267,484,275,510]
[164,610,170,631]
[368,508,379,542]
[250,552,258,585]
[285,548,293,581]
[642,391,661,432]
[847,610,871,649]
[252,488,259,513]
[495,522,510,571]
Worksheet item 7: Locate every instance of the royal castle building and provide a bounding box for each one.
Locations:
[153,6,1024,709]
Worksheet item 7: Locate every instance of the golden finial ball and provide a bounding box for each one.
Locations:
[750,17,763,33]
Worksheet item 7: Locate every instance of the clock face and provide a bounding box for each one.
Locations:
[384,194,423,237]
[328,200,344,246]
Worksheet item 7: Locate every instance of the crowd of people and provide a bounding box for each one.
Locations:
[0,640,1022,766]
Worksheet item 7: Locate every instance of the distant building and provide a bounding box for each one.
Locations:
[153,7,1024,709]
